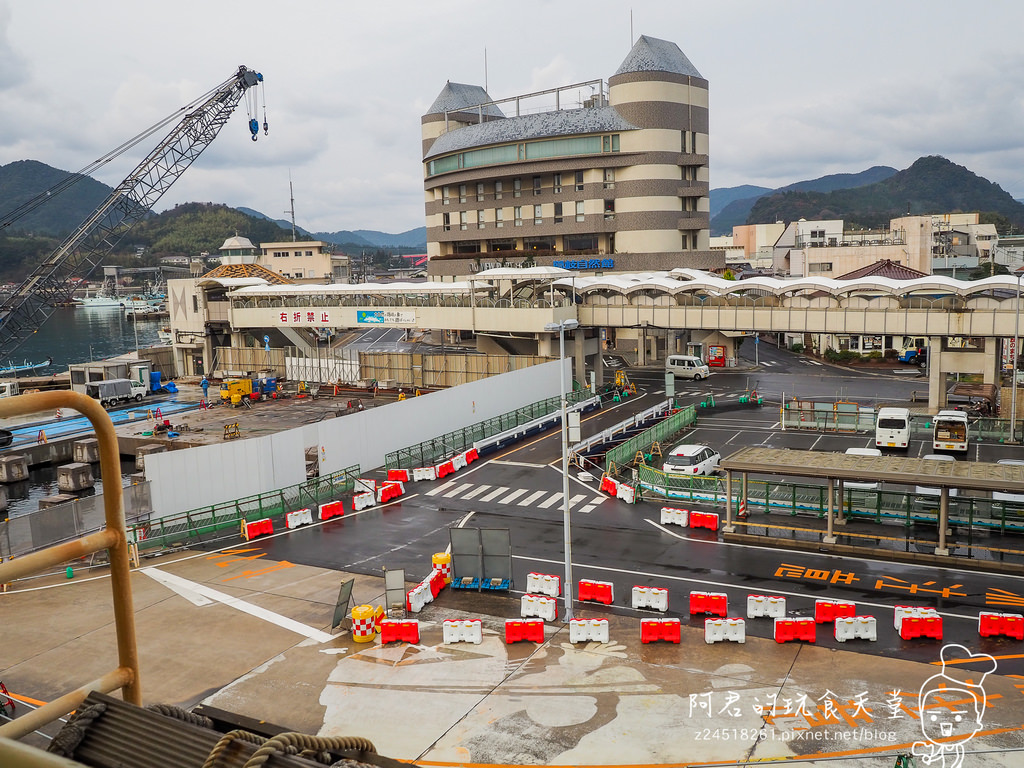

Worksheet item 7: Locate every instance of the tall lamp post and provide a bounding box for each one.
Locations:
[544,318,579,621]
[1012,268,1024,443]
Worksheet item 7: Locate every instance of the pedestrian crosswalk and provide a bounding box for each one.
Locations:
[424,479,606,514]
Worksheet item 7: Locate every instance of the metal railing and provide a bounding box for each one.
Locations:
[130,464,361,551]
[385,388,593,470]
[604,404,697,469]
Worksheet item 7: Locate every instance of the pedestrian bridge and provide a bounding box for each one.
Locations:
[223,269,1024,409]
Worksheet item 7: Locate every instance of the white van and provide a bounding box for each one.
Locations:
[666,355,710,381]
[844,447,881,490]
[875,407,911,450]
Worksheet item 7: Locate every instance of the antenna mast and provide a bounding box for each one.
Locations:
[286,172,297,242]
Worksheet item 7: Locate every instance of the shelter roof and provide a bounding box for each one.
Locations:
[836,259,930,280]
[201,263,292,285]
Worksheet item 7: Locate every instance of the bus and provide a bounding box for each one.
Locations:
[875,407,911,450]
[932,410,969,453]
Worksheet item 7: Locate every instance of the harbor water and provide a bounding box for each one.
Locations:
[2,304,169,518]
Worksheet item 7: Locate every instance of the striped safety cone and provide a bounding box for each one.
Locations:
[737,500,749,519]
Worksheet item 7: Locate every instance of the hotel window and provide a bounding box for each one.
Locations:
[533,176,542,195]
[604,199,615,220]
[476,183,484,202]
[513,178,522,198]
[534,204,542,225]
[603,169,615,189]
[575,201,585,222]
[553,173,562,193]
[681,233,688,250]
[460,211,468,230]
[514,206,523,226]
[443,212,450,231]
[458,184,467,204]
[574,171,584,191]
[602,134,620,152]
[442,186,450,204]
[477,210,485,229]
[495,208,504,228]
[554,202,563,224]
[495,180,503,199]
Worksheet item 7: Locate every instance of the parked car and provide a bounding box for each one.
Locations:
[662,444,721,476]
[843,447,881,491]
[993,459,1024,504]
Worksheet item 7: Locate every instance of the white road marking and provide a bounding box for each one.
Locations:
[142,567,335,643]
[490,460,548,468]
[499,488,528,504]
[442,483,473,498]
[538,493,561,509]
[480,486,510,502]
[460,484,490,500]
[518,490,547,506]
[425,480,458,497]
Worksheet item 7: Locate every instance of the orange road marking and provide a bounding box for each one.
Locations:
[6,691,48,707]
[934,653,1024,666]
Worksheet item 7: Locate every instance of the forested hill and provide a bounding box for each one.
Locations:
[0,160,113,237]
[747,156,1024,230]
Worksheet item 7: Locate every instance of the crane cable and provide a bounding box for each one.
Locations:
[0,71,243,231]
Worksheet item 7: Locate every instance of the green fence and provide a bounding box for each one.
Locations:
[636,465,1024,532]
[132,464,361,551]
[385,388,592,470]
[605,405,697,470]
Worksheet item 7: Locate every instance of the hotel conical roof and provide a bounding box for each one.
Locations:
[614,35,703,78]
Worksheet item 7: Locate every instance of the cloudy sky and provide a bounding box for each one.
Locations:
[2,1,1023,235]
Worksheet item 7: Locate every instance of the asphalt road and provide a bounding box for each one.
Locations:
[236,348,1024,676]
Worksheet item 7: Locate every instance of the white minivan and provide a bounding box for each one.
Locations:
[875,407,911,450]
[666,355,710,380]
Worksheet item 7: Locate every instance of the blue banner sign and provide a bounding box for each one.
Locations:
[553,258,614,270]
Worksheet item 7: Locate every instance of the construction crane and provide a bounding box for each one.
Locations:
[0,65,266,359]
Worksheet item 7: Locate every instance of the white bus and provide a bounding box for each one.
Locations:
[932,410,969,453]
[875,407,911,450]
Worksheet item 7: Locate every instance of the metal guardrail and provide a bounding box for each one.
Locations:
[130,464,361,551]
[572,399,673,457]
[604,404,697,469]
[385,388,593,470]
[475,395,601,454]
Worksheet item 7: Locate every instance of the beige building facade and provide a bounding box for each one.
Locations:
[421,35,720,281]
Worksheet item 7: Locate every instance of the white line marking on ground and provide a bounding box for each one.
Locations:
[480,486,510,502]
[518,490,547,506]
[442,483,473,498]
[538,493,561,509]
[142,567,335,643]
[425,480,458,497]
[498,488,528,504]
[460,484,490,500]
[490,460,548,468]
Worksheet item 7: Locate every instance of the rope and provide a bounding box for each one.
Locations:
[202,729,376,768]
[146,703,214,729]
[46,701,107,757]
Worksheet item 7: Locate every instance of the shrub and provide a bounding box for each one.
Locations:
[790,343,804,354]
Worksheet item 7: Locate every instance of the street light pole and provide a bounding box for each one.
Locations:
[545,318,579,621]
[1012,269,1023,443]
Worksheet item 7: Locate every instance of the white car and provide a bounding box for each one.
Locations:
[993,459,1024,504]
[915,454,958,497]
[663,444,721,476]
[843,447,881,491]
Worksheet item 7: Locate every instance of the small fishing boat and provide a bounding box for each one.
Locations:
[0,357,52,375]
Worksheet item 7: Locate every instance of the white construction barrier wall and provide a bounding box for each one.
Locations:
[521,594,557,622]
[705,618,746,644]
[442,619,483,644]
[660,507,688,526]
[835,616,877,642]
[747,594,786,619]
[526,572,560,597]
[568,618,610,644]
[631,586,669,612]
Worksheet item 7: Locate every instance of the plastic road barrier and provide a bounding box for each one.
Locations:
[406,582,433,613]
[380,619,420,644]
[427,568,446,598]
[568,618,610,644]
[631,586,669,612]
[442,619,483,645]
[463,448,479,464]
[689,591,727,617]
[387,468,410,482]
[746,594,786,619]
[351,604,378,643]
[377,481,405,504]
[660,507,689,526]
[526,572,561,597]
[353,491,375,511]
[814,599,856,624]
[505,619,545,644]
[241,517,273,541]
[900,614,943,641]
[617,483,636,504]
[640,618,681,644]
[452,452,468,471]
[600,476,619,496]
[835,616,878,642]
[774,617,816,643]
[979,612,1024,640]
[705,618,746,644]
[894,606,938,631]
[521,594,558,622]
[412,466,436,482]
[318,500,345,521]
[579,579,614,605]
[689,511,720,531]
[285,508,313,529]
[432,552,452,584]
[435,459,455,479]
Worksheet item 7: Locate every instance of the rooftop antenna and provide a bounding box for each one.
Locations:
[484,47,488,93]
[630,9,634,46]
[286,171,297,242]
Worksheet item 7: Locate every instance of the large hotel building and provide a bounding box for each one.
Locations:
[421,35,721,280]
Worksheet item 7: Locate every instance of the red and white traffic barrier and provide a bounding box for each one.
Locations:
[521,594,557,622]
[353,491,375,511]
[814,599,856,624]
[568,618,610,644]
[617,483,636,504]
[746,594,786,619]
[579,579,614,605]
[705,618,746,644]
[318,500,345,521]
[979,612,1024,640]
[660,507,689,526]
[526,572,561,597]
[774,617,816,643]
[894,605,938,631]
[412,466,436,482]
[835,616,877,642]
[442,619,483,645]
[631,586,669,612]
[689,591,727,617]
[285,507,313,529]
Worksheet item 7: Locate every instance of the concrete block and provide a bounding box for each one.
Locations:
[38,493,77,509]
[0,455,29,484]
[72,438,101,464]
[57,462,95,492]
[135,443,167,471]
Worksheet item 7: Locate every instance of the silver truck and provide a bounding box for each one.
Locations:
[84,378,147,408]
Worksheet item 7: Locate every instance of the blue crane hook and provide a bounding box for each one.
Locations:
[249,118,259,142]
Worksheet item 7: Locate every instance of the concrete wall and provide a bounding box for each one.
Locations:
[147,359,566,519]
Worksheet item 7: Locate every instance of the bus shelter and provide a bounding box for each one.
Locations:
[719,447,1024,555]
